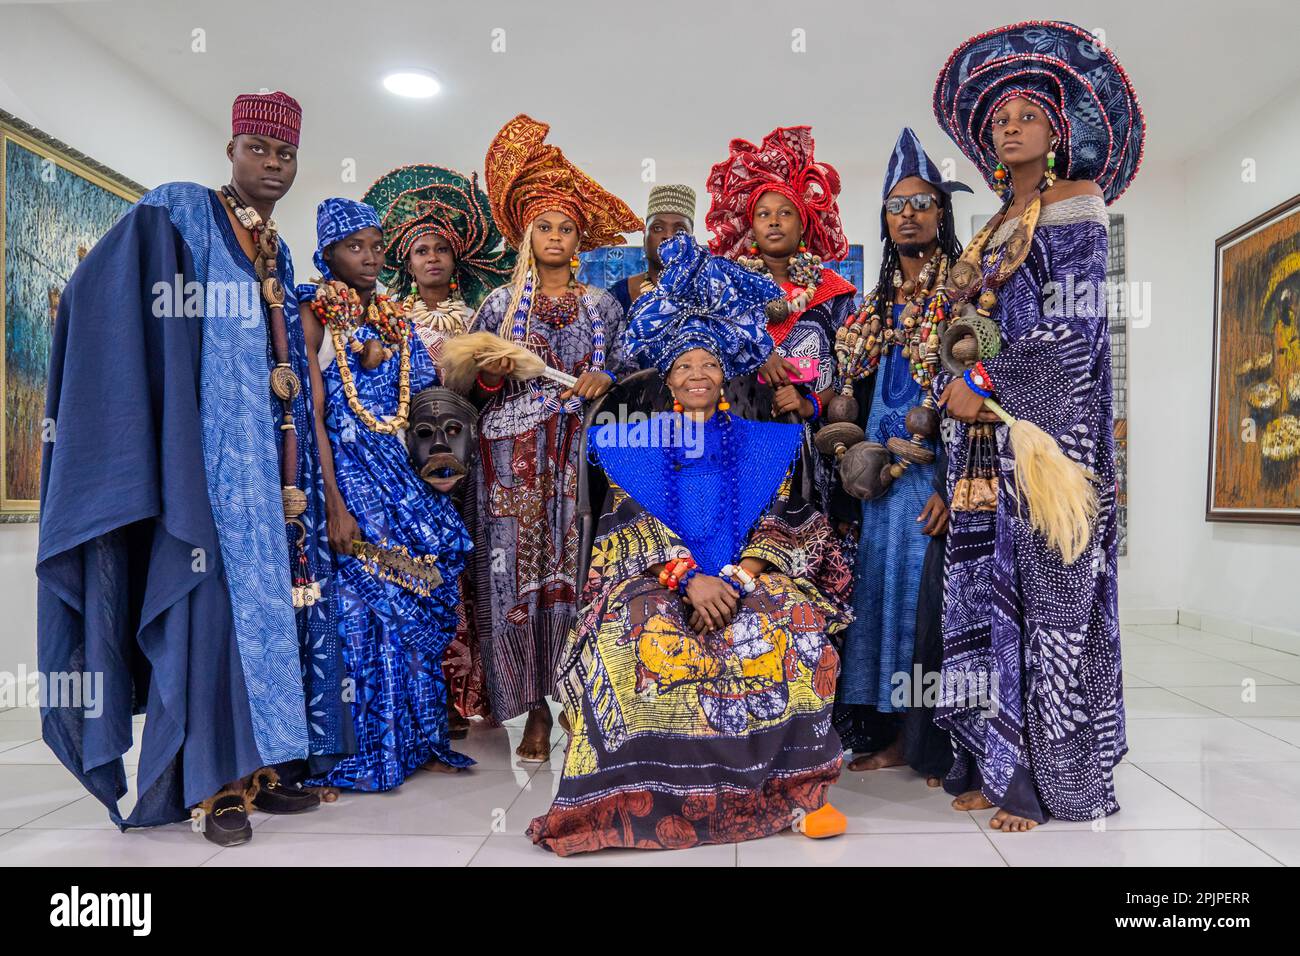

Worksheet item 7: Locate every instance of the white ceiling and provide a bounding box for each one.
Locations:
[38,0,1300,256]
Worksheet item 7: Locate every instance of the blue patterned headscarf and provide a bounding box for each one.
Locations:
[623,233,779,380]
[313,197,382,280]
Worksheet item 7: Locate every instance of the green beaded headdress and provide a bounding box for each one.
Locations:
[363,164,516,309]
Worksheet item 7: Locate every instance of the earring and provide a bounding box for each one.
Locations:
[717,398,730,412]
[449,275,459,295]
[798,239,807,253]
[409,281,418,297]
[1045,142,1058,187]
[992,162,1009,197]
[671,394,684,413]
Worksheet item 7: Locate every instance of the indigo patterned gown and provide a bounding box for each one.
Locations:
[468,286,628,722]
[935,195,1125,823]
[306,314,474,790]
[840,303,937,713]
[528,415,851,855]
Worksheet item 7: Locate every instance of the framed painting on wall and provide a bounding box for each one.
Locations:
[1,109,143,520]
[1207,192,1300,524]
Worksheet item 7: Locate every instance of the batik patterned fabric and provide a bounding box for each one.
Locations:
[146,183,347,767]
[839,305,936,712]
[527,444,852,856]
[933,20,1145,203]
[934,195,1124,822]
[467,284,630,721]
[303,307,474,789]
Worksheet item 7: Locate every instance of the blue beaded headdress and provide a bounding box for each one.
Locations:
[313,197,382,280]
[623,233,779,379]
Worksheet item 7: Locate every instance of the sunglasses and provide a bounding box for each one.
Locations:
[884,193,939,215]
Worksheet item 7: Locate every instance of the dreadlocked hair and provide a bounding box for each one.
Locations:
[870,192,964,317]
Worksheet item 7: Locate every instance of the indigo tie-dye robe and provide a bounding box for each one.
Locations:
[38,183,349,827]
[304,313,474,790]
[935,195,1125,823]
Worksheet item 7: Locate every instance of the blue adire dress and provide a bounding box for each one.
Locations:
[38,183,350,827]
[839,304,936,714]
[303,306,475,790]
[936,195,1125,823]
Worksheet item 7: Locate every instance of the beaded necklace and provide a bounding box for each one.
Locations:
[661,409,741,572]
[310,280,412,434]
[403,293,472,337]
[945,180,1046,319]
[218,185,320,608]
[509,270,605,415]
[837,252,949,391]
[739,249,823,338]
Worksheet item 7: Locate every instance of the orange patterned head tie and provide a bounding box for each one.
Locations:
[484,114,643,252]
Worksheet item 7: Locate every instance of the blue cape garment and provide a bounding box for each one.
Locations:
[37,183,348,827]
[588,413,803,576]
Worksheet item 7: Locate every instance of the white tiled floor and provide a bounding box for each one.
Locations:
[1,622,1297,866]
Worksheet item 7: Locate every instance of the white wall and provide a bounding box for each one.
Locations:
[1129,86,1300,632]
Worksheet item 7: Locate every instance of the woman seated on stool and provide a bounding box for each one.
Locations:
[527,234,851,856]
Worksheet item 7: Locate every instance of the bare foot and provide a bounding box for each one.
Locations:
[422,757,462,774]
[951,790,994,811]
[926,776,942,788]
[989,808,1038,832]
[314,787,340,804]
[515,706,553,762]
[848,738,906,772]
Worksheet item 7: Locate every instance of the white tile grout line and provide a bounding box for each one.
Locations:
[462,832,497,867]
[1125,754,1290,867]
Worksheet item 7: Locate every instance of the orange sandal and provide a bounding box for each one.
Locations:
[799,803,847,839]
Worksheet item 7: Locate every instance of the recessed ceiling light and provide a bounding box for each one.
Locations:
[383,71,440,98]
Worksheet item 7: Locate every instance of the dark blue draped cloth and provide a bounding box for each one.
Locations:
[37,185,350,828]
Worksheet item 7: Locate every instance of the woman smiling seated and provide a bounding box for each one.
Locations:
[527,234,851,856]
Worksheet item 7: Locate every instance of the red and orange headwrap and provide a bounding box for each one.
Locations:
[705,125,848,262]
[484,114,642,252]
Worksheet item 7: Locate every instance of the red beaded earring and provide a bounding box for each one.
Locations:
[672,395,684,413]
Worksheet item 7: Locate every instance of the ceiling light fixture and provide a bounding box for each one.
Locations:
[383,70,440,99]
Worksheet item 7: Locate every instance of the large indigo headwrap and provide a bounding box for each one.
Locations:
[623,233,779,379]
[933,20,1145,204]
[313,197,382,280]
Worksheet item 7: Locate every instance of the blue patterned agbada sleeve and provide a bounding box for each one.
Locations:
[981,216,1109,441]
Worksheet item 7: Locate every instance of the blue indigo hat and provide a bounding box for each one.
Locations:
[313,196,382,280]
[933,20,1145,204]
[623,233,779,379]
[883,127,973,201]
[881,127,972,239]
